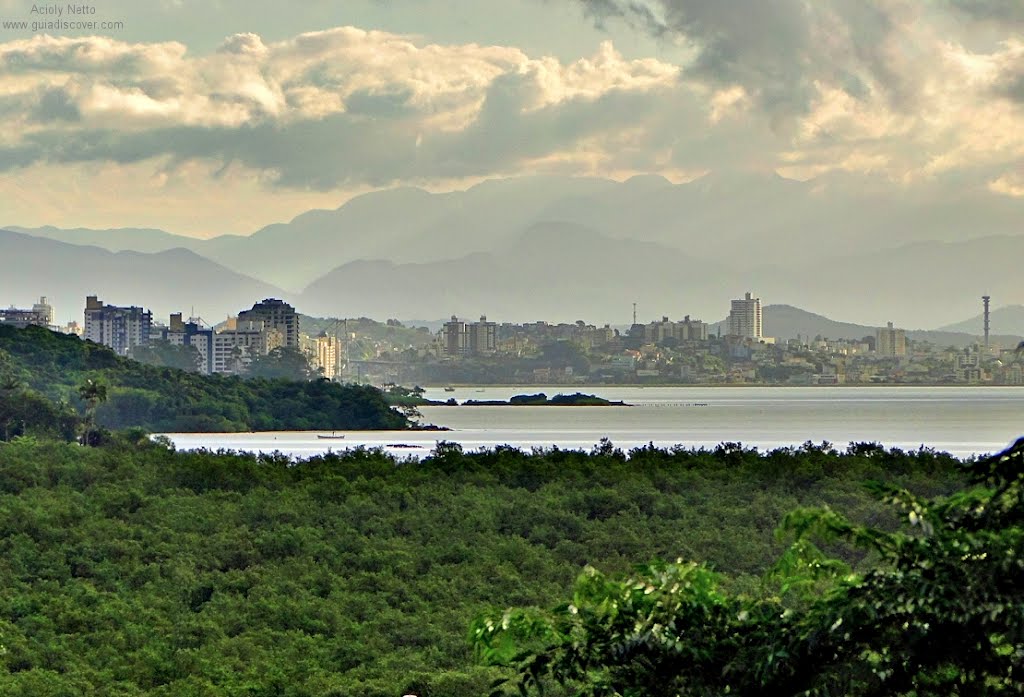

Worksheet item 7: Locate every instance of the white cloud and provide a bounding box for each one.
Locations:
[0,1,1023,231]
[0,28,683,186]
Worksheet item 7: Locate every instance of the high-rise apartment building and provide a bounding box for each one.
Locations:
[315,333,340,380]
[727,292,763,340]
[443,315,498,356]
[237,299,299,348]
[876,322,906,358]
[83,296,152,356]
[443,316,468,356]
[468,315,497,354]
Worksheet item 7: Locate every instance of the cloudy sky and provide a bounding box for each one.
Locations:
[0,0,1022,236]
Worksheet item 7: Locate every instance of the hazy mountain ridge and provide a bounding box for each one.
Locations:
[2,221,1016,343]
[0,229,289,323]
[708,305,1021,349]
[298,222,733,322]
[753,235,1024,328]
[939,305,1024,337]
[7,173,1024,326]
[4,225,218,255]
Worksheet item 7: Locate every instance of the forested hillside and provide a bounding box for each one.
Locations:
[0,436,966,696]
[0,325,407,433]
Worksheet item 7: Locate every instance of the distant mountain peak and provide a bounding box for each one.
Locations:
[621,173,673,189]
[939,304,1024,336]
[691,168,797,191]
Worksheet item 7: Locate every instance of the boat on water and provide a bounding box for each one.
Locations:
[317,433,346,440]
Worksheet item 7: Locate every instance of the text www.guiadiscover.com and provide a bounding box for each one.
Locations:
[3,19,124,31]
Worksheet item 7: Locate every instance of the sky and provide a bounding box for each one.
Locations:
[0,0,1022,236]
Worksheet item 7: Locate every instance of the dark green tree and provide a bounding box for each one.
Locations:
[246,347,319,381]
[473,439,1024,696]
[131,340,202,372]
[77,378,108,446]
[538,341,590,375]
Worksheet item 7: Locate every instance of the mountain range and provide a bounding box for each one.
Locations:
[710,305,1022,349]
[0,230,285,323]
[4,172,1023,328]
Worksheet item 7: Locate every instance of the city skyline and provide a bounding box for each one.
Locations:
[2,291,1020,386]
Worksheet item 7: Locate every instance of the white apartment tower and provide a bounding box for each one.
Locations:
[315,333,340,380]
[727,292,763,340]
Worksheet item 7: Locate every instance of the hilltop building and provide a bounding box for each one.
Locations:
[643,315,709,344]
[0,296,54,329]
[727,292,763,340]
[32,297,54,326]
[237,299,299,349]
[83,296,152,356]
[876,322,907,358]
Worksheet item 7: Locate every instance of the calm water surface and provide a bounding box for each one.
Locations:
[163,386,1024,460]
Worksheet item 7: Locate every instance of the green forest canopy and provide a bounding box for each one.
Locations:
[475,439,1024,696]
[0,325,408,433]
[0,434,991,697]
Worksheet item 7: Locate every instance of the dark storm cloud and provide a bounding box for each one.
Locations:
[424,69,680,175]
[572,0,931,116]
[32,87,81,122]
[0,75,677,188]
[943,0,1024,23]
[0,28,688,188]
[0,117,417,189]
[996,65,1024,103]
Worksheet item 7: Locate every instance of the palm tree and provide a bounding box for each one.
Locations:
[78,378,108,446]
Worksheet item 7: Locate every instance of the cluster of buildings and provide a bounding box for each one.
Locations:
[2,290,1021,386]
[419,292,1021,386]
[0,294,346,379]
[81,296,308,375]
[0,297,56,330]
[441,315,497,356]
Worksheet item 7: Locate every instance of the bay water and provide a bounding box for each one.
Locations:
[162,386,1024,460]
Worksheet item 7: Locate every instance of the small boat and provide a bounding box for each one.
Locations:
[317,432,346,440]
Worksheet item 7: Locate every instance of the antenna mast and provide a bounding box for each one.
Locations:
[982,295,991,349]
